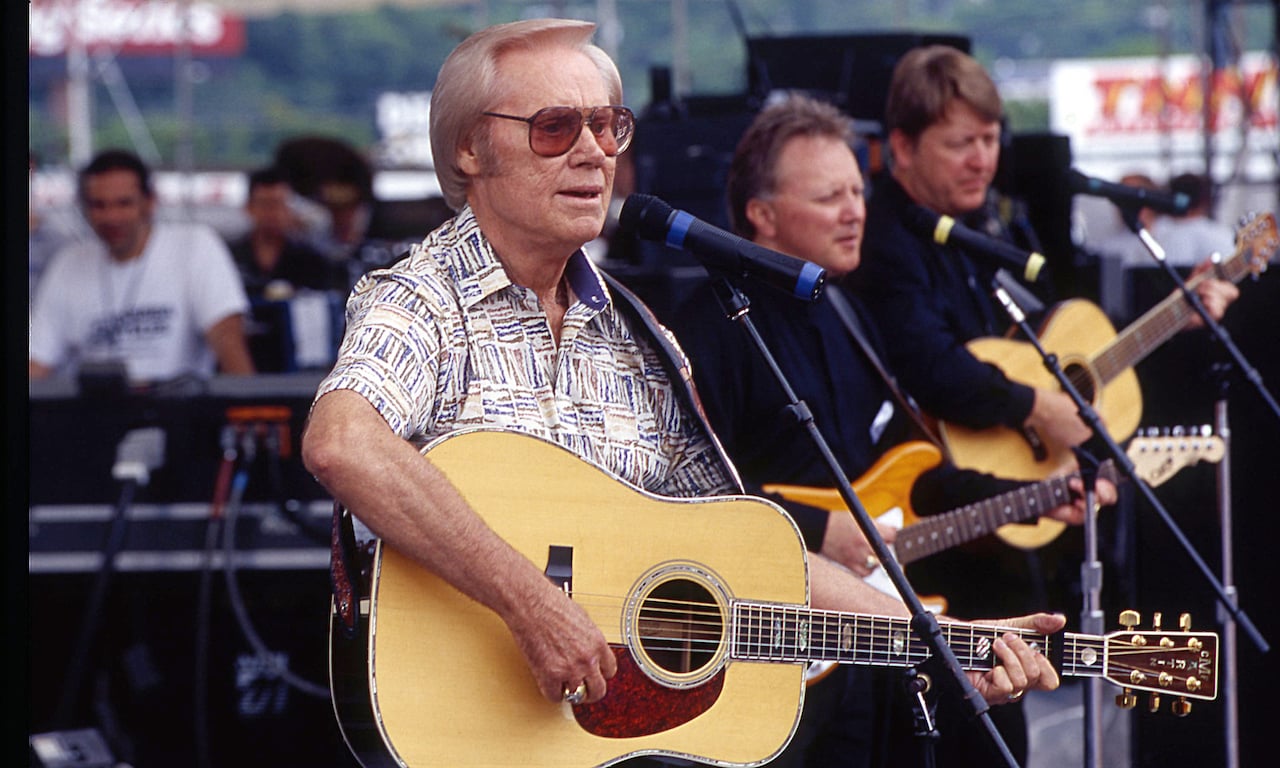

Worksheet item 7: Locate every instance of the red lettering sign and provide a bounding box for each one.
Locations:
[29,0,245,58]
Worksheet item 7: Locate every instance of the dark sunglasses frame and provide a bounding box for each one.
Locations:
[482,105,635,158]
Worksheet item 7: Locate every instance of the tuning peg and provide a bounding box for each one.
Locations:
[1179,613,1192,631]
[1119,609,1140,630]
[1172,697,1192,717]
[1116,688,1137,709]
[1148,693,1161,712]
[1152,612,1163,630]
[1198,424,1212,437]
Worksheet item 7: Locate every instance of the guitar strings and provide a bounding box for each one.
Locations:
[566,589,1210,692]
[568,590,1053,663]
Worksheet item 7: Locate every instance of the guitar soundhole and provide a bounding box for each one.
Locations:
[1064,362,1097,403]
[635,577,723,678]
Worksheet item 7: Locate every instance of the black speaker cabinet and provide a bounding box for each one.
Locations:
[745,32,971,125]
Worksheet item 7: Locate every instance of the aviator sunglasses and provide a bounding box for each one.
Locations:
[482,105,636,158]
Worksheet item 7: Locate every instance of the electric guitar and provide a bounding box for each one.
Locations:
[765,428,1225,562]
[329,429,1219,768]
[940,211,1274,549]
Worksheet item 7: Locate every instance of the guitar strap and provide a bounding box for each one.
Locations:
[331,503,362,639]
[824,286,948,456]
[603,271,747,493]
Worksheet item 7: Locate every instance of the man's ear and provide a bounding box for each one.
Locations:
[744,198,775,239]
[886,129,913,171]
[457,131,482,176]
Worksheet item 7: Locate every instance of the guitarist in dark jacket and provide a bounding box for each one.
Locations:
[854,45,1238,458]
[851,44,1237,767]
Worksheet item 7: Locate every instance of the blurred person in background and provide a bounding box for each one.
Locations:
[1149,171,1238,268]
[29,148,255,384]
[229,164,345,300]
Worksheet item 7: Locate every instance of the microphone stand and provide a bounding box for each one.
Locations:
[988,279,1269,657]
[1119,206,1280,427]
[54,427,167,729]
[1211,362,1240,768]
[707,275,1019,768]
[1116,203,1272,767]
[1072,447,1105,768]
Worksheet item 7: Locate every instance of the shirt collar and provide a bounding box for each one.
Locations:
[443,206,610,313]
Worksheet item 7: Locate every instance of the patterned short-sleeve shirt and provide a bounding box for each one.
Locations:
[315,206,734,499]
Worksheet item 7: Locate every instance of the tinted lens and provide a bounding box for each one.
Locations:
[527,106,634,157]
[529,107,584,156]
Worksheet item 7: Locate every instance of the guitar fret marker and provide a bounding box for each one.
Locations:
[976,636,992,659]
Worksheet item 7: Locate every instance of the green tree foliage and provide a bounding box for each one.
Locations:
[29,0,1275,169]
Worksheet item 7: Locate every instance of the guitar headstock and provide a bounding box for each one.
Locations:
[1104,610,1219,716]
[1229,211,1278,280]
[1127,425,1225,488]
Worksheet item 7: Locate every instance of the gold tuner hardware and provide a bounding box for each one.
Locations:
[1116,689,1137,710]
[1119,609,1140,630]
[1131,633,1147,647]
[1186,676,1202,693]
[1160,637,1175,648]
[1179,613,1192,631]
[1158,672,1173,688]
[1188,637,1203,652]
[1152,612,1163,630]
[1172,698,1192,717]
[1148,693,1161,713]
[1129,670,1148,685]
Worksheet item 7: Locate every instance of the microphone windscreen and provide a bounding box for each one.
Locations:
[618,193,672,241]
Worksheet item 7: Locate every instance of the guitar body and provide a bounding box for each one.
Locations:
[332,429,811,768]
[941,299,1143,550]
[762,440,944,526]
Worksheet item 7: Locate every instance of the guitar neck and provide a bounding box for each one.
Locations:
[1093,246,1253,384]
[893,463,1118,565]
[732,602,1106,679]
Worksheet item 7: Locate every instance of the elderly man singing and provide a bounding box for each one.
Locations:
[303,19,1063,768]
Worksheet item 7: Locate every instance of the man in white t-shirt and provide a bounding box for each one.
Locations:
[29,149,256,384]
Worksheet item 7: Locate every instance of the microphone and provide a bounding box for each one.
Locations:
[1067,169,1191,215]
[906,205,1048,284]
[618,193,826,301]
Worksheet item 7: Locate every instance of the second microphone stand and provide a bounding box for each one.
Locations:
[987,277,1270,766]
[708,275,1019,768]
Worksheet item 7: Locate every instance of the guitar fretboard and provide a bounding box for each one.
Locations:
[1093,225,1262,386]
[730,602,1115,679]
[894,463,1118,565]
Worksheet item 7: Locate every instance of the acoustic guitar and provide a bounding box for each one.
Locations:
[329,429,1219,768]
[941,211,1275,549]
